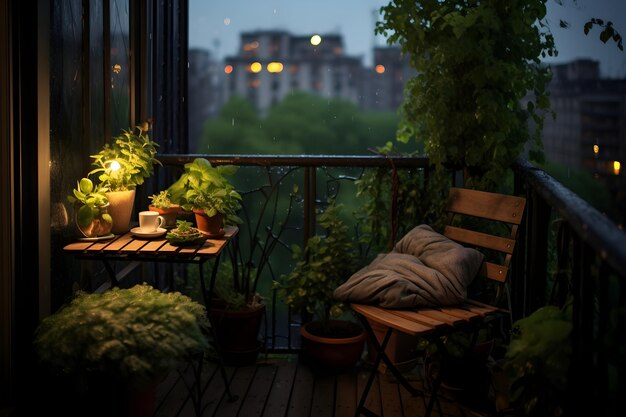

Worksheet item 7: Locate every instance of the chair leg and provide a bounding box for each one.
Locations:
[355,314,422,417]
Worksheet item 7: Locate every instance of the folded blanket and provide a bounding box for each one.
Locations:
[333,224,484,308]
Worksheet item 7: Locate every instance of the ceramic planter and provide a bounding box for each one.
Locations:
[148,204,181,229]
[106,189,136,234]
[300,320,366,370]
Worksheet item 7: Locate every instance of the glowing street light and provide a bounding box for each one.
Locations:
[375,64,385,74]
[310,35,322,46]
[613,160,621,176]
[249,62,262,73]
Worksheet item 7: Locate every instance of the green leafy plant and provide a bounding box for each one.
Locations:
[503,303,572,416]
[167,158,242,226]
[377,0,556,190]
[148,190,175,209]
[67,177,112,234]
[275,201,359,326]
[165,220,206,246]
[34,283,210,388]
[89,122,161,191]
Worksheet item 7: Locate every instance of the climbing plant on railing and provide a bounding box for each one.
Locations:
[377,0,556,191]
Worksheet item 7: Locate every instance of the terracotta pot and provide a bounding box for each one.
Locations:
[209,302,265,366]
[106,189,136,234]
[300,320,366,370]
[192,208,224,236]
[148,204,181,229]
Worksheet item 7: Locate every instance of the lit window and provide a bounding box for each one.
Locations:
[243,41,260,51]
[267,62,284,73]
[613,160,621,176]
[249,62,262,73]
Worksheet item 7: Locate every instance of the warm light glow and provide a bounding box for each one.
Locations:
[249,62,262,73]
[109,160,121,172]
[267,62,284,73]
[243,41,260,51]
[113,64,121,74]
[593,144,599,154]
[375,64,385,74]
[310,35,322,46]
[613,160,621,175]
[224,65,233,74]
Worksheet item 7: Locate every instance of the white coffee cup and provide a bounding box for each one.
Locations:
[138,211,164,233]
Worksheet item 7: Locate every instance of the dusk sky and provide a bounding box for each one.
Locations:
[189,0,626,77]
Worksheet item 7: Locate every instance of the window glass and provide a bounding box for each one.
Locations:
[188,0,626,224]
[187,0,407,155]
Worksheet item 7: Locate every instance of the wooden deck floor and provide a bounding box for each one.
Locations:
[154,354,496,417]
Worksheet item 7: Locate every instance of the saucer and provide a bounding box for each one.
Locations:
[130,227,167,239]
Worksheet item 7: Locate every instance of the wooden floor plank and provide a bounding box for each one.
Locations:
[210,365,257,417]
[356,369,382,416]
[379,373,404,417]
[200,363,237,417]
[154,365,196,417]
[237,364,278,417]
[261,358,298,417]
[285,361,315,417]
[154,354,492,417]
[310,373,335,417]
[334,372,356,417]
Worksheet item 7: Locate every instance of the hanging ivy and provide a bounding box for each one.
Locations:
[377,0,556,190]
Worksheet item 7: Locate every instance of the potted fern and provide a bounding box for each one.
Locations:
[34,283,210,416]
[274,201,366,370]
[89,122,161,234]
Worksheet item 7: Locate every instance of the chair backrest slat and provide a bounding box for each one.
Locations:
[444,188,526,290]
[446,188,526,225]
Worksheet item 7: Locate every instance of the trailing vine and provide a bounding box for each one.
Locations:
[377,0,557,190]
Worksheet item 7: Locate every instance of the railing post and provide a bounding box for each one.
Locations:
[512,171,528,321]
[524,189,550,316]
[569,237,594,417]
[303,166,317,245]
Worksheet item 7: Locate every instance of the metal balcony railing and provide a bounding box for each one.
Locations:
[155,154,626,417]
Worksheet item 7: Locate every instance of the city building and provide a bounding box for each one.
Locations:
[542,59,626,215]
[218,30,412,115]
[188,48,220,151]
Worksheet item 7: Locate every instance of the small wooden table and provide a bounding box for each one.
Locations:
[63,226,241,406]
[63,226,239,304]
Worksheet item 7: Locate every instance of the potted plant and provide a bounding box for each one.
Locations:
[274,201,366,370]
[67,177,113,238]
[34,283,210,417]
[148,190,181,229]
[167,158,242,236]
[89,121,161,234]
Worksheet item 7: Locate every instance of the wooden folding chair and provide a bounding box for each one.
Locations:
[351,187,526,417]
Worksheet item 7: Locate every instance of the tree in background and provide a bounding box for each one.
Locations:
[197,92,406,155]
